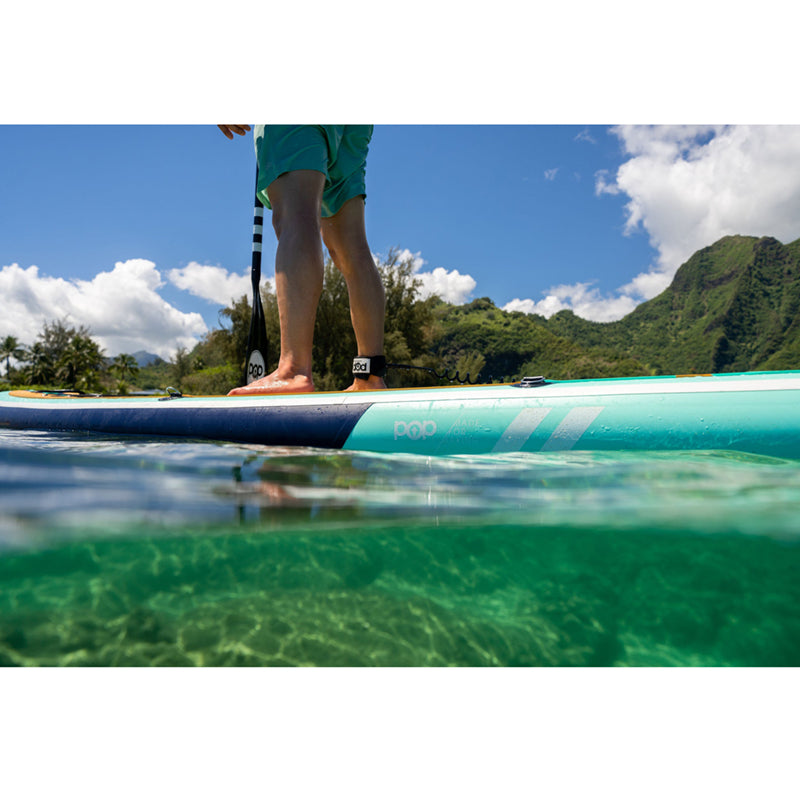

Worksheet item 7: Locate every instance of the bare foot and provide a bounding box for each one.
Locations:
[344,376,388,392]
[228,372,314,396]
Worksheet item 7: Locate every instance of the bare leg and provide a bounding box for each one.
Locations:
[229,170,325,396]
[321,197,387,392]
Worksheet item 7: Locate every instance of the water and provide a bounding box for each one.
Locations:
[1,429,799,667]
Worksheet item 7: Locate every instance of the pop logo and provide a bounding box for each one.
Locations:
[247,351,266,382]
[394,419,437,441]
[352,358,370,376]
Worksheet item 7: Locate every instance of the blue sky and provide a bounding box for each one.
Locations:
[0,125,647,333]
[0,124,649,304]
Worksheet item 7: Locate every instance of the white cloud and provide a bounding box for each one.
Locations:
[511,125,800,324]
[618,269,672,301]
[168,262,258,304]
[376,247,477,305]
[0,259,207,359]
[379,248,427,273]
[598,124,800,295]
[503,283,638,323]
[415,267,477,305]
[544,168,559,181]
[593,169,618,196]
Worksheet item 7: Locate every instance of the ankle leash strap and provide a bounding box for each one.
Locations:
[352,355,387,379]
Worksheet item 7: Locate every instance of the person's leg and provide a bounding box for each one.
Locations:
[321,195,387,391]
[228,169,325,396]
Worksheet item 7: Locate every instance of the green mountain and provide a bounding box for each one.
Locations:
[432,297,650,382]
[542,235,800,375]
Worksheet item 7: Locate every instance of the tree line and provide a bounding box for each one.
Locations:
[1,248,656,395]
[1,321,140,394]
[0,250,456,394]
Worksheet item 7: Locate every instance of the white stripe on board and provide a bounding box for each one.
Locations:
[492,407,552,452]
[253,243,262,252]
[540,406,604,451]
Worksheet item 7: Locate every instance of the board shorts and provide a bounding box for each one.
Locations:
[253,124,373,218]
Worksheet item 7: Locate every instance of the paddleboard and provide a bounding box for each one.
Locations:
[2,371,800,458]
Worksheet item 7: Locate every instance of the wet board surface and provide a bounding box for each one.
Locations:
[2,371,800,458]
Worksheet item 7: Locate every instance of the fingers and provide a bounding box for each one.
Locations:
[217,124,252,139]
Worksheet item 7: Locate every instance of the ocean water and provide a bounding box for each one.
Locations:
[1,429,799,667]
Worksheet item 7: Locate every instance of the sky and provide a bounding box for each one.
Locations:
[2,3,800,363]
[6,124,800,357]
[4,124,800,360]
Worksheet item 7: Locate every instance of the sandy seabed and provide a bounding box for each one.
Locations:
[2,520,798,667]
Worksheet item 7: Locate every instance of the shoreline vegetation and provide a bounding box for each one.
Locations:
[2,235,799,395]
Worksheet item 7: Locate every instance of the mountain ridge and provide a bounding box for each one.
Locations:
[540,234,800,375]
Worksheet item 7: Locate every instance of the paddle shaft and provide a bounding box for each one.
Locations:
[250,175,264,314]
[243,169,269,385]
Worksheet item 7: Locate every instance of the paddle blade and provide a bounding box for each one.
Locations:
[244,289,269,385]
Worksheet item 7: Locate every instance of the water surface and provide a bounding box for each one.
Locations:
[1,430,799,666]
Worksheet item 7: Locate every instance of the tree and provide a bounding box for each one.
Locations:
[0,335,25,379]
[218,294,253,367]
[55,333,106,391]
[312,259,357,389]
[110,353,140,395]
[111,353,140,382]
[170,346,193,385]
[22,342,54,385]
[14,320,106,388]
[377,248,441,386]
[39,319,80,359]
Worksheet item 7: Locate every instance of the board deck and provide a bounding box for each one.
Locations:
[2,371,800,458]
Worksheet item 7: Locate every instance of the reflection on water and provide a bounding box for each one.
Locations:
[1,430,799,666]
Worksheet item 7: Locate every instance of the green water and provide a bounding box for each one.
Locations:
[1,430,799,666]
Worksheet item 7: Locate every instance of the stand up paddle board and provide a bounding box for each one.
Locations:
[2,371,800,458]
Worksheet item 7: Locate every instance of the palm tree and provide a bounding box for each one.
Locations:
[0,335,25,379]
[56,334,105,390]
[23,342,54,385]
[110,353,140,395]
[111,353,140,382]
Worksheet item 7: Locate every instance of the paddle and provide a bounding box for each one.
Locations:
[243,169,269,385]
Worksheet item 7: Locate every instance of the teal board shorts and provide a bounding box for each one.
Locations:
[253,124,373,218]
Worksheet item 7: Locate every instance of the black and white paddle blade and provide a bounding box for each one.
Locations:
[244,290,269,384]
[244,188,269,385]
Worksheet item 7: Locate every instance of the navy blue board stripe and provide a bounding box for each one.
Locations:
[0,400,373,449]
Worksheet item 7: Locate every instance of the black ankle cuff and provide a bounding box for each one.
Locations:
[352,355,387,379]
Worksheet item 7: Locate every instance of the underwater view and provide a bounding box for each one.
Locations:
[1,429,799,667]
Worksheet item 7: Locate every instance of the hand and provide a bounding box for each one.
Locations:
[217,124,251,139]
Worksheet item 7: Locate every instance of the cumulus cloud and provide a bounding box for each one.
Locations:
[168,261,259,304]
[415,267,477,305]
[379,248,426,272]
[377,247,476,305]
[503,283,638,323]
[0,259,207,359]
[598,124,800,296]
[512,125,800,322]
